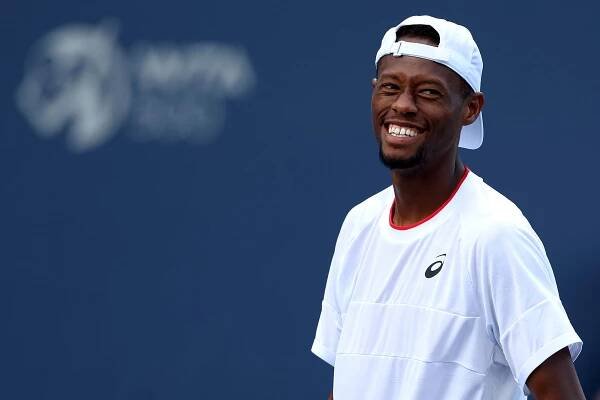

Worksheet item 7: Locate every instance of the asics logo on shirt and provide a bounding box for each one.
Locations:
[425,254,446,278]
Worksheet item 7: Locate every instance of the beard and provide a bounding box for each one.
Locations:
[378,144,425,170]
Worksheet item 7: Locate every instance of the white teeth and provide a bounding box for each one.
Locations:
[388,124,418,137]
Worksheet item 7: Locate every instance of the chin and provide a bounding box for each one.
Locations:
[379,146,425,170]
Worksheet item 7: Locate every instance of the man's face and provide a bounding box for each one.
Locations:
[371,38,474,171]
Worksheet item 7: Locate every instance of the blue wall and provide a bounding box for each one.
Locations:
[2,0,599,398]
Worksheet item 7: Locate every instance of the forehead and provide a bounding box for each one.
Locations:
[377,54,463,91]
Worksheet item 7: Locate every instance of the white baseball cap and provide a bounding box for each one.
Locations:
[375,15,484,150]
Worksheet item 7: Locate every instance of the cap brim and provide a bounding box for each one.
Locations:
[458,113,483,150]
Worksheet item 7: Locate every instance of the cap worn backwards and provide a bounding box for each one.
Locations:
[375,15,484,150]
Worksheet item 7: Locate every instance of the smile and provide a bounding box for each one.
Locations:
[388,124,419,138]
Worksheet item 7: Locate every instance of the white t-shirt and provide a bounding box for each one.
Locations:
[312,169,582,400]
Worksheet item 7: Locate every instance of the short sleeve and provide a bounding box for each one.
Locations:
[471,218,582,394]
[311,208,360,366]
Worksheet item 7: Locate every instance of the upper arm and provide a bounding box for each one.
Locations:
[312,207,361,366]
[471,219,583,393]
[526,347,585,399]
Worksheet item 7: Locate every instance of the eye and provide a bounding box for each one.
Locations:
[378,82,399,94]
[419,88,441,96]
[382,82,397,89]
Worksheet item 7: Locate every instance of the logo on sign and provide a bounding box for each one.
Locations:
[16,20,255,153]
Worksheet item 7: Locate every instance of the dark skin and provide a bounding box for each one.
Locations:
[326,36,585,399]
[527,347,586,399]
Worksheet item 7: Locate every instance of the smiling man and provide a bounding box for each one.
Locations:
[312,15,585,400]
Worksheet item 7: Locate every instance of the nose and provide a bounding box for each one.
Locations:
[391,90,417,115]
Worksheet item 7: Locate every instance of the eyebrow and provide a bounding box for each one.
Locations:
[378,74,448,89]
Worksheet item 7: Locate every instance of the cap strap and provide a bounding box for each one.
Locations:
[390,40,450,63]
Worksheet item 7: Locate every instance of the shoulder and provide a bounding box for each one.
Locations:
[457,172,537,245]
[338,185,393,241]
[457,172,553,281]
[347,185,393,220]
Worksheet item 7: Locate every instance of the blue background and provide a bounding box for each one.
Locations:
[2,0,599,398]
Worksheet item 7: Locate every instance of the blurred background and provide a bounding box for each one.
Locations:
[2,0,599,398]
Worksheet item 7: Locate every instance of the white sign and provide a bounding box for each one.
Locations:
[16,20,256,153]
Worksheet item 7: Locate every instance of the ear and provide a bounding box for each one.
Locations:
[463,92,485,126]
[371,78,377,88]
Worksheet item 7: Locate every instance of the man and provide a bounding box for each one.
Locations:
[312,15,585,399]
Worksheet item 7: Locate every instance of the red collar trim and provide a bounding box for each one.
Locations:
[388,167,470,231]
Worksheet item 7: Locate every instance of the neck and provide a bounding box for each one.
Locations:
[390,158,466,227]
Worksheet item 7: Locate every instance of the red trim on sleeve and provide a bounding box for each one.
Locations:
[389,167,470,231]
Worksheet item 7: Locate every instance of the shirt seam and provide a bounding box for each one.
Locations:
[499,298,553,342]
[350,300,479,319]
[335,352,486,376]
